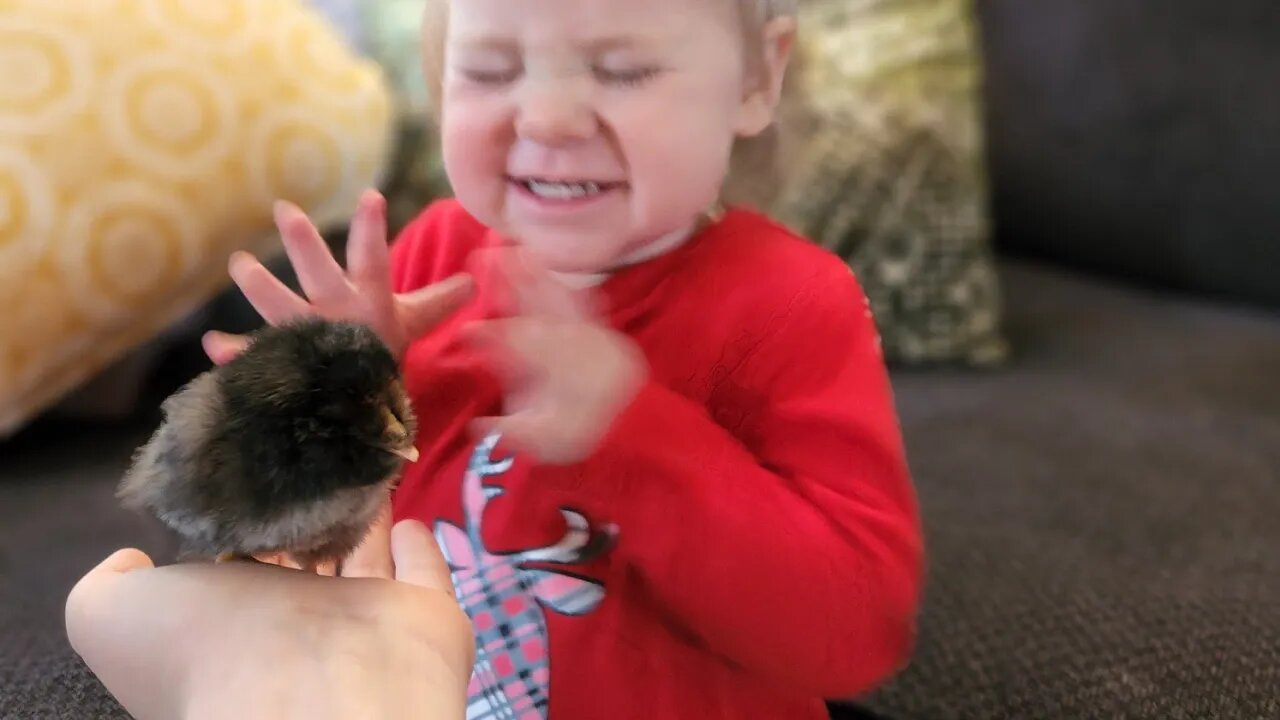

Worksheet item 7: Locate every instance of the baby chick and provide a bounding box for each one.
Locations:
[118,317,419,573]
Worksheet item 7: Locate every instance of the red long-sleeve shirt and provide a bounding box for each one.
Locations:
[389,199,923,719]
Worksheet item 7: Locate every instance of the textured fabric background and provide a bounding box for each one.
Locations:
[731,0,1007,368]
[0,0,393,436]
[861,262,1280,718]
[978,0,1280,310]
[4,261,1278,718]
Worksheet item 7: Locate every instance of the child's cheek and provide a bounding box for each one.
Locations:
[441,99,509,219]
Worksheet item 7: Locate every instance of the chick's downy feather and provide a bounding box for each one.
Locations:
[119,318,419,568]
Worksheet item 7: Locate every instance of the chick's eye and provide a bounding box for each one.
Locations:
[592,65,661,88]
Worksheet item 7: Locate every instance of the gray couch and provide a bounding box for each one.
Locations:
[3,1,1279,717]
[4,257,1277,719]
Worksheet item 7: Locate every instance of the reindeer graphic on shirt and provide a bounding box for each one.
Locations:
[434,434,614,720]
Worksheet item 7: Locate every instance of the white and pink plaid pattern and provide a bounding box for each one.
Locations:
[435,434,612,720]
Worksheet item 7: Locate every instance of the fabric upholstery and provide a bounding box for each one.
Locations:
[0,0,393,436]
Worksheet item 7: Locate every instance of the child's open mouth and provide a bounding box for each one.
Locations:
[509,176,626,204]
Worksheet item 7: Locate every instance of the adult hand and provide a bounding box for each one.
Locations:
[66,519,475,720]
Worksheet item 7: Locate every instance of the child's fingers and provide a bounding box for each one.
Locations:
[467,246,516,315]
[346,190,392,300]
[201,331,249,366]
[468,411,553,461]
[341,500,394,580]
[506,248,588,321]
[491,248,551,317]
[398,273,476,339]
[274,200,351,307]
[458,319,541,387]
[474,317,567,377]
[470,245,589,321]
[390,520,456,592]
[229,251,311,325]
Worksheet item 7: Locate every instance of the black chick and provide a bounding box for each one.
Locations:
[118,317,419,572]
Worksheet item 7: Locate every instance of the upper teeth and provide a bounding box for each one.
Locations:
[526,179,602,199]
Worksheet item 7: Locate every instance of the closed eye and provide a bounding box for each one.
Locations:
[460,67,522,86]
[591,65,662,88]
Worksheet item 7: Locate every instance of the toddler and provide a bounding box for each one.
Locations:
[207,0,924,717]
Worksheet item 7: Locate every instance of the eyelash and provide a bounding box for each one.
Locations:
[459,66,662,89]
[461,69,521,86]
[592,66,662,88]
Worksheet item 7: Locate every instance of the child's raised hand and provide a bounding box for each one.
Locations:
[463,248,646,465]
[203,190,474,365]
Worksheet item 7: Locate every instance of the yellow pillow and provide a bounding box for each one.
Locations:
[0,0,393,436]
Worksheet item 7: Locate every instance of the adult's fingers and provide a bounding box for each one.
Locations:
[83,548,154,579]
[341,501,394,580]
[274,200,350,308]
[391,520,455,593]
[65,549,155,648]
[202,331,249,366]
[228,251,311,325]
[398,273,476,339]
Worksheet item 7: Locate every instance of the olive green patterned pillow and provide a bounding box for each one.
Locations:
[733,0,1008,367]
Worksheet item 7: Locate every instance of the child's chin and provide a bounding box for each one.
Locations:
[520,236,622,275]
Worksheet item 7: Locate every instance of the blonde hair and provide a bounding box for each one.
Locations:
[420,0,797,115]
[418,0,800,207]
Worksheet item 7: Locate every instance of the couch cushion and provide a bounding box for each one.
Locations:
[0,420,175,719]
[0,0,394,437]
[861,260,1280,718]
[3,262,1277,717]
[978,0,1280,309]
[743,0,1009,368]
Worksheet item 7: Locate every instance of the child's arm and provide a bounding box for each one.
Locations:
[552,262,923,699]
[451,241,922,698]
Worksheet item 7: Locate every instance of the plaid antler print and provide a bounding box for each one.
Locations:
[435,434,613,719]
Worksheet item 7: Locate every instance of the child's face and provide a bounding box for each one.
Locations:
[438,0,777,274]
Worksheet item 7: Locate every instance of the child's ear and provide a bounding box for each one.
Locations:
[735,15,798,138]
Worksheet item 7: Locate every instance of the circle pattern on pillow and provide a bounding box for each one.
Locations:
[0,0,393,435]
[100,54,238,180]
[0,16,94,133]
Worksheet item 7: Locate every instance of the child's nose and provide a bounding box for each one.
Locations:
[514,82,598,146]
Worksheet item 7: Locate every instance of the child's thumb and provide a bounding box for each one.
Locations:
[202,331,249,366]
[399,273,476,338]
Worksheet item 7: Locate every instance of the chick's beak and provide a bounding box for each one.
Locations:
[390,443,420,463]
[380,405,420,463]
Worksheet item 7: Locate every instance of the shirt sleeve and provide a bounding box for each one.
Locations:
[551,263,924,699]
